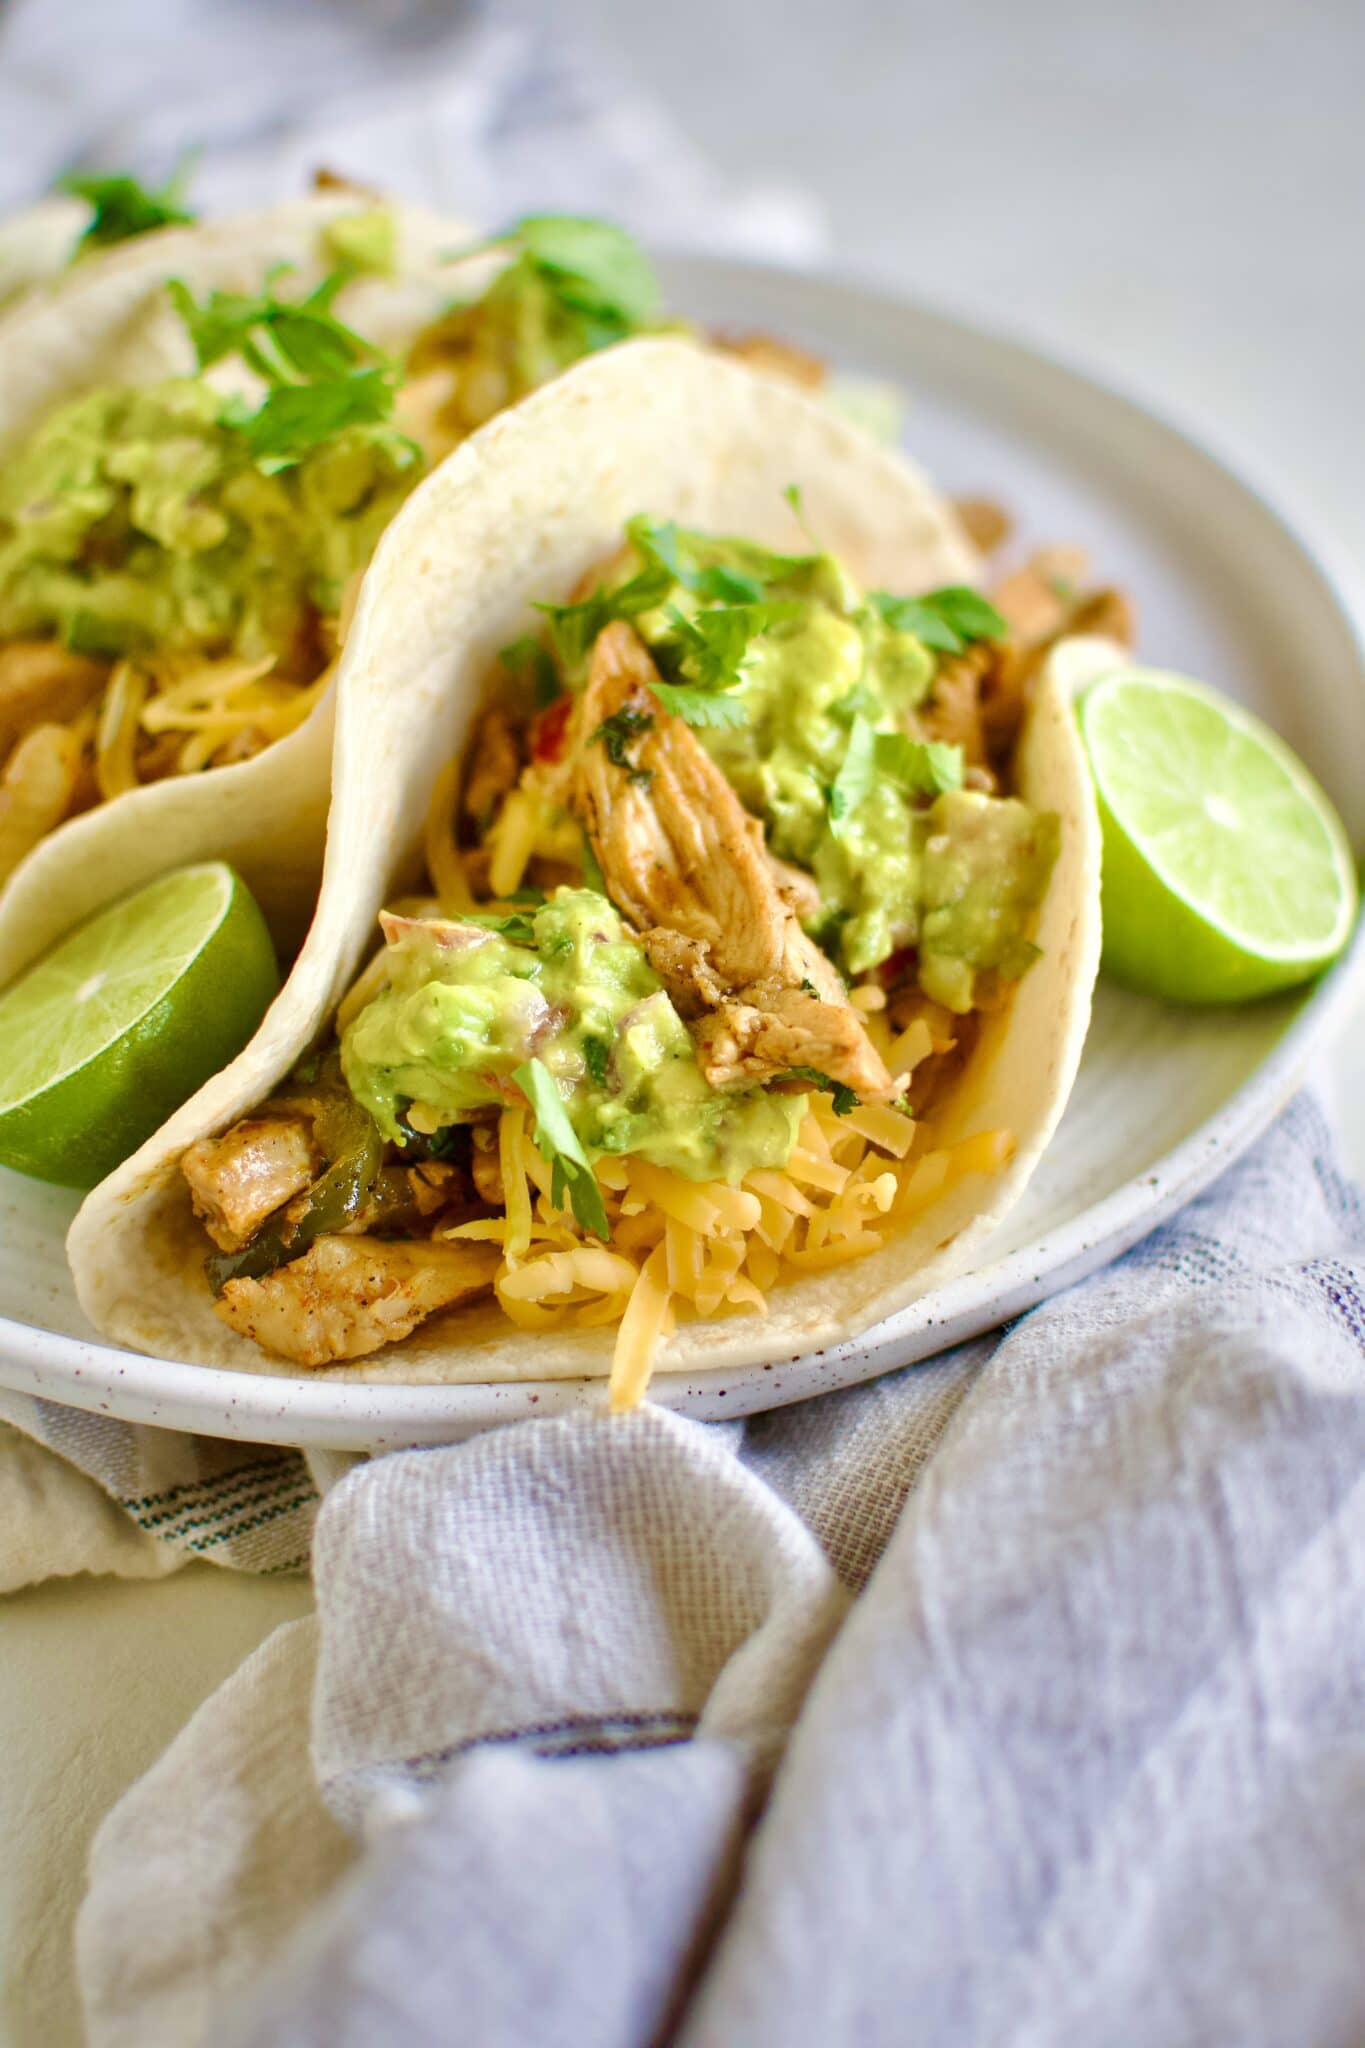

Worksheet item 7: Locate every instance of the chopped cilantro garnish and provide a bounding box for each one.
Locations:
[643,598,797,729]
[868,585,1007,655]
[827,713,879,829]
[875,732,964,798]
[63,162,196,250]
[460,909,539,945]
[582,1035,612,1086]
[229,367,397,465]
[449,214,660,356]
[515,1057,609,1238]
[828,715,963,831]
[504,215,660,331]
[646,682,749,730]
[167,267,414,471]
[535,557,674,672]
[785,1067,860,1115]
[590,706,654,785]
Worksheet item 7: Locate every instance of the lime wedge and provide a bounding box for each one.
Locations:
[1078,666,1358,1003]
[0,863,278,1188]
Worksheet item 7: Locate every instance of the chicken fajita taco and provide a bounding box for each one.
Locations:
[67,338,1105,1407]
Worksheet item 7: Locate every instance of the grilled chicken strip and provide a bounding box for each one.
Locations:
[575,623,894,1101]
[215,1234,499,1367]
[695,982,896,1097]
[183,1116,318,1252]
[0,640,107,763]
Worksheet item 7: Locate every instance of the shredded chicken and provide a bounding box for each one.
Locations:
[764,841,823,923]
[916,551,1136,785]
[953,498,1013,555]
[918,641,995,771]
[0,723,86,884]
[712,331,827,391]
[470,1126,504,1206]
[215,1234,499,1366]
[0,641,107,763]
[461,706,523,830]
[575,623,893,1100]
[992,546,1092,643]
[695,982,896,1099]
[641,928,728,1019]
[183,1116,318,1252]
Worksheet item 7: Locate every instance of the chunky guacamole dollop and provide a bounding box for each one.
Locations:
[0,379,423,664]
[582,520,1056,1006]
[341,889,804,1184]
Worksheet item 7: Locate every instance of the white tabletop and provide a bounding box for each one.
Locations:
[3,3,1363,2041]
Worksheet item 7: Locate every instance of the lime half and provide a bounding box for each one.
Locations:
[0,863,278,1188]
[1078,666,1358,1003]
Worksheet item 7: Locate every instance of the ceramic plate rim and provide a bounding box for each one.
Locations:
[2,254,1362,1449]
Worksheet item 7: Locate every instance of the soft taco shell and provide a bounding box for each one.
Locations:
[0,193,469,980]
[0,195,87,315]
[69,336,1100,1382]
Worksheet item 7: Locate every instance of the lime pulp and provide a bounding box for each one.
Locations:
[0,862,279,1188]
[1077,666,1358,1003]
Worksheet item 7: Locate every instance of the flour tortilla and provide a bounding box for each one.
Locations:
[0,193,470,980]
[69,336,1101,1382]
[0,196,87,314]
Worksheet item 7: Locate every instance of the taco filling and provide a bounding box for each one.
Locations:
[181,513,1125,1406]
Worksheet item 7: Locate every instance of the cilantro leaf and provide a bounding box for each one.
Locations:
[869,585,1008,655]
[169,270,375,379]
[460,909,539,945]
[63,163,196,250]
[447,215,660,359]
[582,1035,612,1086]
[232,367,400,467]
[827,713,879,830]
[168,267,410,469]
[828,718,963,830]
[927,587,1010,640]
[512,215,660,328]
[645,597,797,728]
[646,681,749,729]
[785,1066,860,1115]
[535,557,674,672]
[874,732,964,798]
[590,707,654,784]
[691,563,767,603]
[514,1057,609,1238]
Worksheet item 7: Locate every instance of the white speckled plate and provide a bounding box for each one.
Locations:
[1,257,1362,1449]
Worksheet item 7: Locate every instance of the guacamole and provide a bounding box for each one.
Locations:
[0,379,423,664]
[341,889,804,1184]
[608,522,1056,1006]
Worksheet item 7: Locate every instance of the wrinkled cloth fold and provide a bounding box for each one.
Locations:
[76,1095,1365,2048]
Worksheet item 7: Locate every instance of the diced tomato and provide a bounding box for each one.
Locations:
[878,946,916,989]
[530,695,573,763]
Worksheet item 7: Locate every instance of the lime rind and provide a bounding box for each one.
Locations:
[0,863,278,1188]
[0,864,237,1112]
[1079,666,1358,1004]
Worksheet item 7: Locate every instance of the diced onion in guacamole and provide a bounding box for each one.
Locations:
[341,889,804,1185]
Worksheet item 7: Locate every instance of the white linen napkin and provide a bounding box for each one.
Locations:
[73,1095,1365,2048]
